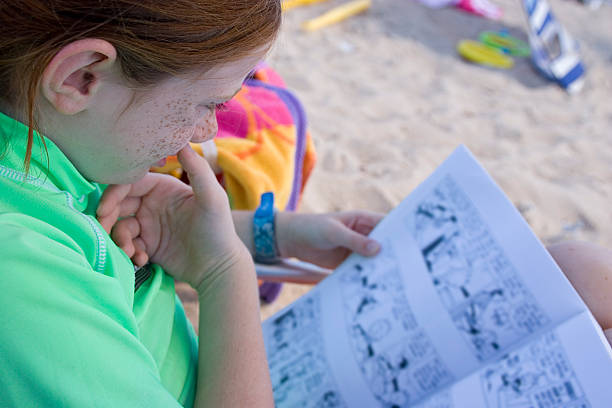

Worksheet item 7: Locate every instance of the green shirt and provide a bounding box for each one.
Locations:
[0,112,197,407]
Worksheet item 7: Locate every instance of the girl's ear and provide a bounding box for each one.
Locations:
[41,39,117,115]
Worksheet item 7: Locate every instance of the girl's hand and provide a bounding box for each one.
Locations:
[275,211,384,269]
[96,145,250,290]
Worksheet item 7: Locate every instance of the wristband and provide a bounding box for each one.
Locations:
[253,192,280,264]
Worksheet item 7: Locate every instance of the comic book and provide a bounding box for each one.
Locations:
[261,145,612,408]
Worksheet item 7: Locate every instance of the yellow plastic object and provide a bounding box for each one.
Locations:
[282,0,330,11]
[301,0,372,31]
[457,40,514,69]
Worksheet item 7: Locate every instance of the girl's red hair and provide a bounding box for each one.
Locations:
[0,0,281,172]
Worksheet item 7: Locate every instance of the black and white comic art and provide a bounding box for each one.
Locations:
[410,176,550,361]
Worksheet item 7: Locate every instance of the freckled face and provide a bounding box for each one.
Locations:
[112,85,218,175]
[95,51,262,184]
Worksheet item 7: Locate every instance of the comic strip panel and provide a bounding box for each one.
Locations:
[341,246,455,407]
[410,176,550,361]
[263,295,347,408]
[480,332,590,408]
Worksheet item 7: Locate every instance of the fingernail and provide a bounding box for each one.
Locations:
[365,240,380,255]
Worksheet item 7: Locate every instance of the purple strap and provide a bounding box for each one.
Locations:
[245,79,308,212]
[245,79,310,303]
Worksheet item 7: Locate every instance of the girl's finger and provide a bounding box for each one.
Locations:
[327,222,381,257]
[97,184,132,218]
[177,145,224,203]
[132,237,149,267]
[97,173,168,217]
[353,212,384,235]
[117,197,142,218]
[116,235,135,258]
[98,206,121,234]
[111,217,141,257]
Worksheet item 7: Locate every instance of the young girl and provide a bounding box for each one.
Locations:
[2,2,612,407]
[0,1,382,406]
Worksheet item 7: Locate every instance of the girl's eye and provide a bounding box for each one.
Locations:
[207,102,228,112]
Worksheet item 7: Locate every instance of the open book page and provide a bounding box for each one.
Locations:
[262,146,612,407]
[412,312,612,408]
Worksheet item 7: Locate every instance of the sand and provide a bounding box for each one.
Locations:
[178,0,612,328]
[258,0,612,319]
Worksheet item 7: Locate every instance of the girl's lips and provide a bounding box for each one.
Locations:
[154,157,167,167]
[190,127,203,143]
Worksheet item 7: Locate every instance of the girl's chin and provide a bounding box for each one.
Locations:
[93,171,146,185]
[98,157,168,185]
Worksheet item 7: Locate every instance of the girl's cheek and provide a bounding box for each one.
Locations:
[194,104,211,119]
[170,127,196,145]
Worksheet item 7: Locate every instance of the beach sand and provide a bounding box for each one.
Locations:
[259,0,612,320]
[178,0,612,329]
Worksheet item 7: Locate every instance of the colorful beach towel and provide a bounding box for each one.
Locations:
[152,64,317,302]
[153,64,316,212]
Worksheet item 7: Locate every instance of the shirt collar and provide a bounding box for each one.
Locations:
[0,111,97,199]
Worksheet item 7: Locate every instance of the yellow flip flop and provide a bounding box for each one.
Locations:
[457,40,514,69]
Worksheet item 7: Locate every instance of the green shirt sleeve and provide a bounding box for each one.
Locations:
[0,220,184,407]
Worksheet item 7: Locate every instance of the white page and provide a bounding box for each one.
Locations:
[412,311,612,407]
[262,146,604,407]
[379,146,587,363]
